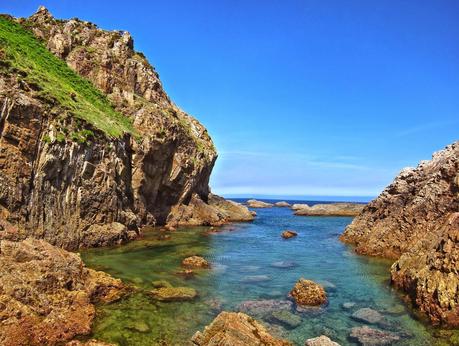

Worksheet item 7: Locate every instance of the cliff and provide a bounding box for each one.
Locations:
[0,7,252,249]
[341,141,459,326]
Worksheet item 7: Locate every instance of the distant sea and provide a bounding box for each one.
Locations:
[224,195,373,203]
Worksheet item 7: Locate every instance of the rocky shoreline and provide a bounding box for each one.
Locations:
[341,141,459,327]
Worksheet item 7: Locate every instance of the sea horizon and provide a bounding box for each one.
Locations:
[223,194,374,203]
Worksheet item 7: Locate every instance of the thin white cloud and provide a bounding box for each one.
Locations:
[396,120,458,137]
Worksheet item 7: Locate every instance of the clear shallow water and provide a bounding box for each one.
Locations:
[81,203,458,346]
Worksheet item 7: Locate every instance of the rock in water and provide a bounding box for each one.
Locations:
[275,201,291,207]
[0,8,251,250]
[182,255,210,268]
[247,199,274,208]
[282,230,298,239]
[294,203,365,216]
[191,311,292,345]
[341,142,459,326]
[269,310,302,329]
[0,238,128,346]
[305,335,341,346]
[289,279,327,306]
[241,275,272,283]
[349,326,400,346]
[237,299,293,317]
[351,308,384,324]
[149,286,198,301]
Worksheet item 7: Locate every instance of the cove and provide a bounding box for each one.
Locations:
[81,203,456,345]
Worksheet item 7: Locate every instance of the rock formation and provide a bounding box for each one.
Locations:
[0,238,129,346]
[274,201,290,207]
[247,199,274,208]
[0,7,251,250]
[305,335,341,346]
[282,230,298,239]
[289,279,327,307]
[341,141,459,326]
[293,203,365,216]
[191,311,292,346]
[182,255,210,268]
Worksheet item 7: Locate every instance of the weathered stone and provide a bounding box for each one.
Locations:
[182,255,210,268]
[305,335,341,346]
[66,340,116,346]
[275,201,291,207]
[342,302,356,310]
[289,279,327,306]
[294,203,365,216]
[351,308,384,324]
[282,230,298,239]
[191,311,292,345]
[349,326,400,346]
[269,310,302,329]
[341,142,459,326]
[149,286,197,301]
[0,238,128,346]
[237,299,293,317]
[247,199,274,208]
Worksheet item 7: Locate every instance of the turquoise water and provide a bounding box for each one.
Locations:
[81,203,457,345]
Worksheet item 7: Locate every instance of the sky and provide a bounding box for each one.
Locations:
[3,1,458,199]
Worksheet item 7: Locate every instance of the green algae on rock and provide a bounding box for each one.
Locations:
[150,286,198,302]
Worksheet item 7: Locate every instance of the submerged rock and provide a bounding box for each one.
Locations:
[241,275,272,283]
[294,203,365,216]
[0,238,129,346]
[282,230,298,239]
[351,308,385,324]
[238,299,293,317]
[342,302,356,310]
[191,311,292,345]
[270,260,299,269]
[269,310,302,329]
[341,142,459,326]
[66,340,116,346]
[182,255,210,268]
[289,279,327,307]
[149,286,198,301]
[349,326,400,346]
[247,199,274,208]
[305,335,341,346]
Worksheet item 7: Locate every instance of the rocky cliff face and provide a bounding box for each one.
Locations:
[0,7,252,249]
[340,141,459,326]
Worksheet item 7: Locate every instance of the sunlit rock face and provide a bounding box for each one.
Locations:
[0,7,251,249]
[341,141,459,326]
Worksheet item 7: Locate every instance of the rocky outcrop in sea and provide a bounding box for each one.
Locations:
[341,141,459,326]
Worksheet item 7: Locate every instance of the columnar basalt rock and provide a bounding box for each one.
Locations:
[340,142,459,326]
[0,7,251,249]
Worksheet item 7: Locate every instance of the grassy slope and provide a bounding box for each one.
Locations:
[0,16,135,138]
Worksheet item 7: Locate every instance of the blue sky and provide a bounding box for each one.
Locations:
[3,1,458,198]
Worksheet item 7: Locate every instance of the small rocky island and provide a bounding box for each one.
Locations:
[292,203,365,216]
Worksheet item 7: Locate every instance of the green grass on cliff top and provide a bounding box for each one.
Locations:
[0,16,135,138]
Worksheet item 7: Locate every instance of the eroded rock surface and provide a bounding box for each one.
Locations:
[305,335,341,346]
[0,7,249,250]
[289,279,327,307]
[191,311,292,346]
[247,199,274,208]
[341,142,459,326]
[294,203,365,216]
[282,230,298,239]
[0,238,128,346]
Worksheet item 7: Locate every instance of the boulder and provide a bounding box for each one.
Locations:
[282,230,298,239]
[0,238,129,346]
[191,311,292,345]
[182,255,210,268]
[349,326,400,346]
[292,204,310,210]
[247,199,274,208]
[351,308,384,324]
[294,203,365,216]
[289,279,327,306]
[305,335,341,346]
